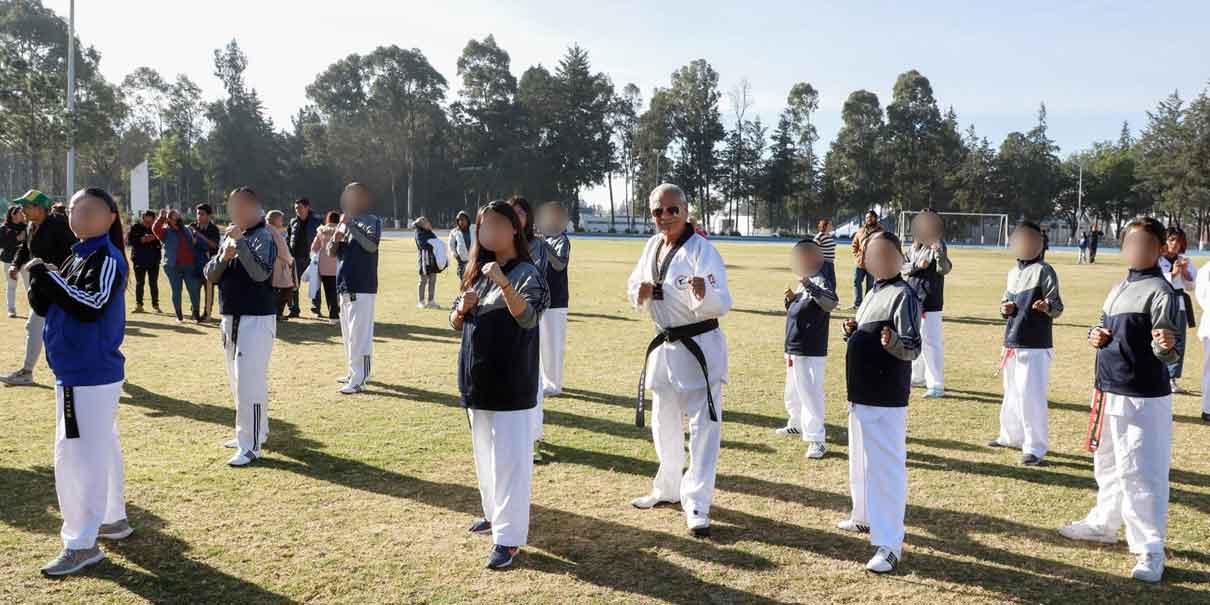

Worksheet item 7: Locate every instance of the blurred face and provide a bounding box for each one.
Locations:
[142,214,154,227]
[818,220,831,233]
[865,212,877,226]
[341,187,370,215]
[911,213,941,244]
[1122,226,1162,270]
[167,209,181,225]
[477,209,516,253]
[1010,228,1043,260]
[21,205,46,223]
[12,210,25,224]
[791,245,824,279]
[67,192,115,240]
[227,192,260,227]
[865,237,903,280]
[196,209,210,224]
[456,215,469,229]
[1166,234,1182,256]
[540,206,566,233]
[650,191,688,236]
[295,202,309,218]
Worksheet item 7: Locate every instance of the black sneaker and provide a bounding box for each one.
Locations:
[468,518,492,535]
[690,525,711,539]
[486,544,518,570]
[1021,454,1041,466]
[288,310,301,318]
[1202,412,1210,423]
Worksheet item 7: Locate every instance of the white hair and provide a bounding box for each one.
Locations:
[648,183,687,206]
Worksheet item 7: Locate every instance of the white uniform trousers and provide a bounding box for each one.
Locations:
[847,403,908,557]
[54,381,126,550]
[530,385,545,442]
[339,292,376,387]
[783,355,827,443]
[3,261,18,314]
[911,311,944,389]
[469,408,534,547]
[650,383,723,527]
[539,307,568,395]
[1084,394,1172,555]
[1201,337,1210,415]
[997,348,1052,458]
[221,314,276,454]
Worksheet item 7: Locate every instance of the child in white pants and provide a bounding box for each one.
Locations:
[903,210,951,398]
[777,238,838,459]
[328,183,382,395]
[992,221,1063,465]
[538,202,571,397]
[839,231,921,574]
[1060,216,1181,584]
[27,187,132,577]
[340,292,376,387]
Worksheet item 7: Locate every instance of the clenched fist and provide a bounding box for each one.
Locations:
[690,276,706,300]
[1152,328,1176,351]
[881,326,894,347]
[1031,299,1050,314]
[1089,327,1112,349]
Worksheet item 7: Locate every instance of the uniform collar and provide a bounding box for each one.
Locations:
[873,274,903,289]
[1017,256,1042,270]
[1127,265,1163,282]
[72,234,109,255]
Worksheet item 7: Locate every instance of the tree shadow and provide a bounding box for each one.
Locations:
[947,388,1208,426]
[942,315,1088,329]
[125,319,205,335]
[373,321,460,345]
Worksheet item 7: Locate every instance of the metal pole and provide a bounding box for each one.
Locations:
[65,0,76,195]
[1076,163,1083,242]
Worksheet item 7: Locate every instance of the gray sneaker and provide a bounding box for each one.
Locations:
[0,368,33,386]
[98,518,133,540]
[40,547,105,576]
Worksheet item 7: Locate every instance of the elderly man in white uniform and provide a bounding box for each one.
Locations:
[627,183,731,538]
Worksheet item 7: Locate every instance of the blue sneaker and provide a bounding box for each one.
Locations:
[922,388,945,399]
[486,544,519,570]
[468,518,492,535]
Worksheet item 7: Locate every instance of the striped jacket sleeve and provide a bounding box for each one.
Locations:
[28,253,121,322]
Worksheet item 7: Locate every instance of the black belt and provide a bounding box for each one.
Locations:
[1176,289,1196,328]
[636,318,719,427]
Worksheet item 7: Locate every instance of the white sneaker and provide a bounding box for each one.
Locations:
[416,302,426,309]
[1131,551,1165,583]
[837,518,870,533]
[0,368,33,386]
[806,441,826,459]
[1058,520,1118,544]
[425,301,442,309]
[774,426,801,437]
[911,378,926,388]
[865,547,899,573]
[630,494,676,509]
[339,383,364,395]
[227,450,257,467]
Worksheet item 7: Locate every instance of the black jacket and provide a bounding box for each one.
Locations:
[126,222,163,268]
[14,214,76,270]
[0,222,26,263]
[288,213,320,265]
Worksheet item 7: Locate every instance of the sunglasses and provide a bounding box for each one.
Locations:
[650,206,681,218]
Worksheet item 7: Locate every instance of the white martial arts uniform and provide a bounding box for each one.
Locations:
[628,230,731,528]
[55,381,126,550]
[1195,263,1210,415]
[848,403,908,557]
[470,409,534,547]
[222,315,276,453]
[539,308,568,395]
[904,241,950,391]
[911,311,944,389]
[784,356,827,442]
[340,292,376,386]
[998,348,1053,458]
[1083,394,1173,554]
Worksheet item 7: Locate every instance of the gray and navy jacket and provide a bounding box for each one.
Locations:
[330,214,381,294]
[204,220,277,316]
[902,241,952,312]
[544,233,570,309]
[454,259,550,411]
[845,275,922,407]
[785,270,838,357]
[1093,265,1183,398]
[27,235,127,386]
[1000,257,1064,349]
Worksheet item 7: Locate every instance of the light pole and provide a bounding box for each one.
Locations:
[65,0,76,195]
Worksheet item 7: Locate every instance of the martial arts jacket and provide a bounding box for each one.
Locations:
[784,270,838,357]
[27,235,127,386]
[902,241,952,313]
[1093,266,1183,398]
[332,214,381,294]
[545,233,571,310]
[627,231,731,393]
[205,221,277,317]
[1000,257,1064,349]
[456,259,550,411]
[845,275,921,407]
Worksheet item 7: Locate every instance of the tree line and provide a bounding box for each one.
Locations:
[2,0,1208,238]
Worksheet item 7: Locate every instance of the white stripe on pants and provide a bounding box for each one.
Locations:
[1084,394,1172,554]
[783,355,827,442]
[650,383,722,527]
[847,403,907,557]
[339,293,376,387]
[539,307,568,394]
[22,311,44,372]
[1201,337,1210,415]
[470,408,533,547]
[911,311,944,389]
[997,348,1052,458]
[3,261,17,313]
[221,315,276,454]
[54,381,126,550]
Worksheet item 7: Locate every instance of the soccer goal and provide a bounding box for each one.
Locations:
[898,211,1010,247]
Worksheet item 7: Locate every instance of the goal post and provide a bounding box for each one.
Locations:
[898,211,1010,247]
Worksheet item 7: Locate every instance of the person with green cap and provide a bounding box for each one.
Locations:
[1,190,77,386]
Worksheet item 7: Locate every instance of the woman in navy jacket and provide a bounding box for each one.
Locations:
[27,188,131,577]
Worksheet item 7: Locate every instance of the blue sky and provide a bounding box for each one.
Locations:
[47,0,1210,206]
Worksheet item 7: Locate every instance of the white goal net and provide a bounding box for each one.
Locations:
[898,211,1010,247]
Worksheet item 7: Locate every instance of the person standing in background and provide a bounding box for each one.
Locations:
[1078,231,1089,264]
[449,210,473,281]
[814,219,837,294]
[266,210,296,321]
[311,211,341,323]
[191,204,222,321]
[413,216,442,309]
[126,210,162,314]
[1089,226,1103,264]
[287,198,321,318]
[330,183,382,394]
[903,210,952,399]
[152,208,206,324]
[0,206,28,318]
[849,210,883,310]
[1158,226,1195,394]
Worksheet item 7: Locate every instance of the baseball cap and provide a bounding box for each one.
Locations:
[11,189,52,209]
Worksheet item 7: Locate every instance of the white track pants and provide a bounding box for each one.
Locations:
[530,385,545,442]
[847,403,907,557]
[783,355,827,442]
[339,293,375,387]
[539,308,568,395]
[650,383,723,527]
[1201,337,1210,415]
[54,381,126,550]
[3,261,17,314]
[470,408,533,547]
[221,315,276,454]
[911,311,944,389]
[997,348,1052,458]
[1084,394,1172,554]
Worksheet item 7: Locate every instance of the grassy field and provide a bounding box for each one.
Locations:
[1,236,1209,604]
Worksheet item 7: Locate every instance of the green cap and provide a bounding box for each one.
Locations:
[11,190,52,209]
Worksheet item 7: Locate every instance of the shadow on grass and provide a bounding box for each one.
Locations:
[946,388,1209,426]
[941,314,1088,330]
[0,466,297,605]
[568,311,636,322]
